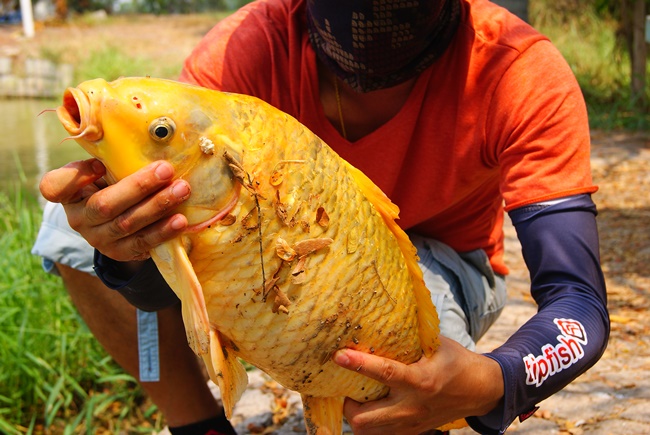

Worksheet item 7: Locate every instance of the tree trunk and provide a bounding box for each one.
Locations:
[630,0,647,106]
[55,0,67,21]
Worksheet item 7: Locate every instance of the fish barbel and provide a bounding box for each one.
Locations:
[56,77,458,433]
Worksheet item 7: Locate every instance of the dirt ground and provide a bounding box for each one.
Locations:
[2,15,649,434]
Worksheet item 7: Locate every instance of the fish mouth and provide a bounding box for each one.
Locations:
[56,87,103,142]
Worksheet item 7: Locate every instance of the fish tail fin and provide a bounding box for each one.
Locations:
[151,239,210,355]
[201,329,248,419]
[301,395,344,435]
[344,163,440,356]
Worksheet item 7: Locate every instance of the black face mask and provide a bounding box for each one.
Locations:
[307,0,461,93]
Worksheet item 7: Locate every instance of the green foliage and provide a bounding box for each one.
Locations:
[0,186,161,433]
[73,46,180,83]
[38,47,65,65]
[593,0,650,17]
[531,0,649,130]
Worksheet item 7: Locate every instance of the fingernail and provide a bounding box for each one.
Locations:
[172,181,190,199]
[170,215,187,230]
[155,162,173,180]
[333,349,350,366]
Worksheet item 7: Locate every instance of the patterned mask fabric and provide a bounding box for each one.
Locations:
[306,0,461,93]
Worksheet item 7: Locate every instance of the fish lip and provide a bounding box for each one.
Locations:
[56,87,103,142]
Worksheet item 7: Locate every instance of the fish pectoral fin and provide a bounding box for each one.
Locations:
[150,239,210,355]
[201,329,248,419]
[301,395,344,435]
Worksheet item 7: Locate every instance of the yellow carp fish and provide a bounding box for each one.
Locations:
[56,77,455,433]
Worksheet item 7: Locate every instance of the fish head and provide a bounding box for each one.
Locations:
[56,77,246,228]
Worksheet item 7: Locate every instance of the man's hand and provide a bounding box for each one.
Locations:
[39,158,191,262]
[332,336,504,435]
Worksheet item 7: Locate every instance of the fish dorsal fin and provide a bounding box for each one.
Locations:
[343,162,400,220]
[150,238,210,355]
[344,162,440,356]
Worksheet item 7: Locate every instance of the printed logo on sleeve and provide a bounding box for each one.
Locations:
[554,318,587,344]
[523,318,588,388]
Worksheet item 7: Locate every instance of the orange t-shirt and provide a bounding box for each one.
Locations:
[180,0,597,275]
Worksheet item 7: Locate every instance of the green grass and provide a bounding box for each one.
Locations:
[73,46,165,83]
[41,43,181,83]
[530,1,649,131]
[0,186,162,433]
[38,12,232,84]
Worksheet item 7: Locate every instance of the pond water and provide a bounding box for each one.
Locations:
[0,99,87,199]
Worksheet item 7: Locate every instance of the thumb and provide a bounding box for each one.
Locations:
[39,158,105,204]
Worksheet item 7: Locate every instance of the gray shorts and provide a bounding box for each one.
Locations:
[32,203,506,349]
[31,202,96,276]
[411,234,506,350]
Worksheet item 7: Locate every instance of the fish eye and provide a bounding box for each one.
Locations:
[149,117,176,142]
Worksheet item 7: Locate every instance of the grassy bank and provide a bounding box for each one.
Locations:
[0,187,163,433]
[37,13,230,83]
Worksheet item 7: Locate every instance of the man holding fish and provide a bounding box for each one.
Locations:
[33,0,609,434]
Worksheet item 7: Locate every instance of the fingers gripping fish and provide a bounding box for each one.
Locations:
[55,77,461,433]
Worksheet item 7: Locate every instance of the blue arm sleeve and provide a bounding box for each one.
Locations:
[93,250,179,312]
[466,194,610,434]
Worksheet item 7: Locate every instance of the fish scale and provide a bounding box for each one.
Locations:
[54,77,466,433]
